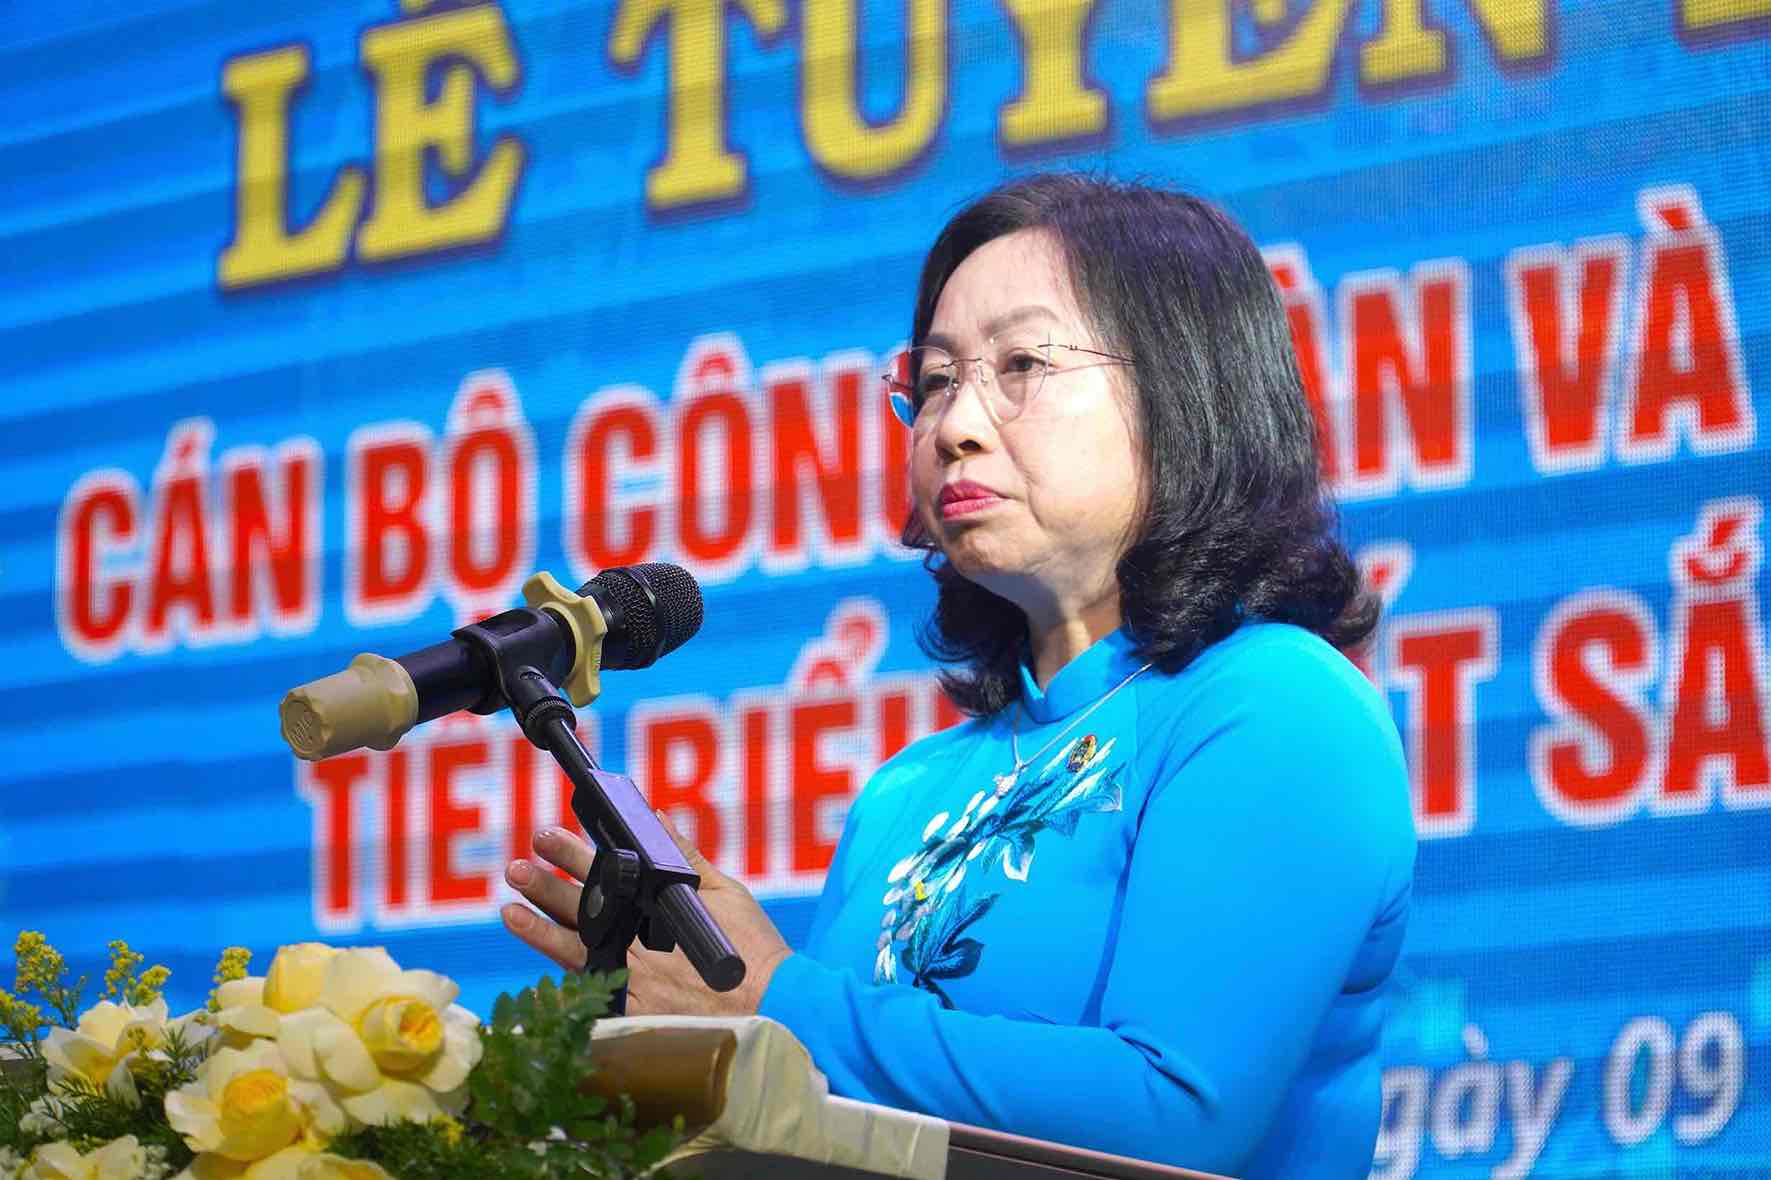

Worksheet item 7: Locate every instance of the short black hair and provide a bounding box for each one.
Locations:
[906,172,1377,716]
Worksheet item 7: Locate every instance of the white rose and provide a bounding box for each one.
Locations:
[19,1135,147,1180]
[19,1093,65,1138]
[42,998,175,1107]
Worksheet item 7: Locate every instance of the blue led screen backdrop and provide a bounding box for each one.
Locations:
[4,0,1769,1174]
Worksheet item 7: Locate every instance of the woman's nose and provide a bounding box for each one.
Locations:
[931,366,995,457]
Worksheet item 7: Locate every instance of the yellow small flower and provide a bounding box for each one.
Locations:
[0,986,46,1040]
[216,948,253,986]
[135,965,172,1007]
[433,1116,465,1146]
[103,942,144,1002]
[94,940,173,1008]
[13,931,66,996]
[209,949,254,1013]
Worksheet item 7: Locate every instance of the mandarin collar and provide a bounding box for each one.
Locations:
[1016,626,1146,725]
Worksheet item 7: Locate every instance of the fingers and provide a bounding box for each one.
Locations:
[532,826,595,880]
[623,942,683,1017]
[501,903,588,973]
[654,809,717,878]
[505,857,582,929]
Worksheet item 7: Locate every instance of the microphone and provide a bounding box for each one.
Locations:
[279,563,703,761]
[279,560,743,1000]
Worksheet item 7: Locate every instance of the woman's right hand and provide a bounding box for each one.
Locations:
[500,826,595,973]
[501,821,793,1017]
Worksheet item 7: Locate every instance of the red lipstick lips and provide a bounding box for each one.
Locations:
[938,480,1003,519]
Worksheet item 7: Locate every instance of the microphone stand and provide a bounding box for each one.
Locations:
[453,608,745,1015]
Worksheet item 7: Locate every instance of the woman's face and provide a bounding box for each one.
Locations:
[910,230,1144,619]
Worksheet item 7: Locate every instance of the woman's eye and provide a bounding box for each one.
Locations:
[1001,351,1048,374]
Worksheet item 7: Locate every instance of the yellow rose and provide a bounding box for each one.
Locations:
[275,948,481,1128]
[20,1136,147,1180]
[206,941,341,1049]
[173,1146,315,1180]
[356,996,444,1072]
[296,1156,394,1180]
[262,946,341,1015]
[165,1040,345,1166]
[212,977,280,1047]
[42,998,173,1106]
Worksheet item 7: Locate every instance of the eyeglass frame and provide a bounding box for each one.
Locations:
[881,338,1135,431]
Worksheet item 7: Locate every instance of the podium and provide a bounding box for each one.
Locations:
[2,1021,1230,1178]
[674,1124,1233,1179]
[584,1016,1232,1180]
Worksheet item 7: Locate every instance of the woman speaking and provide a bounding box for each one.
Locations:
[500,173,1416,1178]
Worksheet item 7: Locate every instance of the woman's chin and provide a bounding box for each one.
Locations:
[938,538,1026,586]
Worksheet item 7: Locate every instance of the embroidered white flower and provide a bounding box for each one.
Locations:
[874,734,1123,988]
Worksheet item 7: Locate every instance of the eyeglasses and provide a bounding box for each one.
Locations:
[881,339,1134,430]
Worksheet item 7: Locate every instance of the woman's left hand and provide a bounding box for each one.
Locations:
[500,814,793,1018]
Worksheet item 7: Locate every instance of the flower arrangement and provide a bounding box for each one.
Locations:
[0,933,682,1179]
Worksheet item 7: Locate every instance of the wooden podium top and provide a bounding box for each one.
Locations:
[679,1123,1230,1180]
[585,1017,1235,1180]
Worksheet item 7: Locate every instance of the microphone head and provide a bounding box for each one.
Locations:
[583,563,704,669]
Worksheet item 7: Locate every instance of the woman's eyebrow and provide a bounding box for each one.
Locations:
[923,305,1060,352]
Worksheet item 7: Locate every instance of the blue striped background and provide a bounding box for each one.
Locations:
[5,1,1769,1175]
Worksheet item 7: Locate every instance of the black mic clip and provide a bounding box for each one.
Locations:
[451,602,582,744]
[454,582,745,1008]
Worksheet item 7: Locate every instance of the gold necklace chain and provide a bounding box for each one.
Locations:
[997,660,1154,795]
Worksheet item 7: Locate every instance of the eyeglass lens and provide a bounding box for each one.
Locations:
[884,343,1058,428]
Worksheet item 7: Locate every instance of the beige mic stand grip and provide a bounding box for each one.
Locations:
[279,653,419,761]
